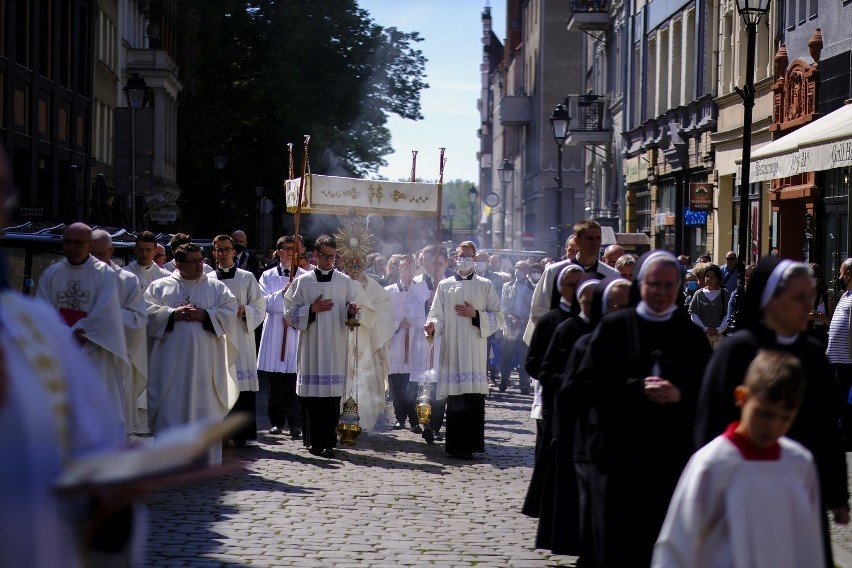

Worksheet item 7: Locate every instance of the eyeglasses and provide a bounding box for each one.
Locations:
[213,248,233,254]
[725,257,736,261]
[177,258,204,264]
[154,253,166,258]
[317,252,335,260]
[63,239,91,246]
[278,246,294,252]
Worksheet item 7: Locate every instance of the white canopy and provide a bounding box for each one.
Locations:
[736,102,852,183]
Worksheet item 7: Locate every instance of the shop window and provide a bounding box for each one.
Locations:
[637,190,651,232]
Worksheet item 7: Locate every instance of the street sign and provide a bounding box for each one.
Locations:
[149,208,178,224]
[484,192,500,207]
[521,232,535,246]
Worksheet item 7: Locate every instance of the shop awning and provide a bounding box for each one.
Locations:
[736,102,852,183]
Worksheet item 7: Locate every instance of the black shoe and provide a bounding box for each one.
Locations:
[411,425,423,434]
[433,431,443,441]
[520,389,530,395]
[269,426,283,435]
[308,447,322,456]
[290,430,302,439]
[498,385,507,393]
[422,428,435,445]
[392,421,405,430]
[320,448,335,458]
[233,437,247,447]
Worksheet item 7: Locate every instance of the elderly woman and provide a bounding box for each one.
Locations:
[689,263,733,348]
[695,256,849,568]
[573,251,712,567]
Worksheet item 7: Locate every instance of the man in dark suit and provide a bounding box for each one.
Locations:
[231,229,262,279]
[720,250,738,293]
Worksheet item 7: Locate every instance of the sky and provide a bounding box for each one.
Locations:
[356,1,506,184]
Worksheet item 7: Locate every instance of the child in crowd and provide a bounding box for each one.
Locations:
[652,349,824,568]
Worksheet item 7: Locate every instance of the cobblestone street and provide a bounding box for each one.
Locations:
[145,377,575,567]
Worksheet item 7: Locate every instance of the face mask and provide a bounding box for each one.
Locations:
[530,272,542,283]
[234,243,246,253]
[686,281,699,292]
[456,257,474,272]
[809,277,818,288]
[474,261,487,273]
[515,270,526,281]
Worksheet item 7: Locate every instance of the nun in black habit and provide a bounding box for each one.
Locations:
[536,276,632,557]
[521,264,593,517]
[521,270,594,519]
[694,256,849,567]
[574,251,712,567]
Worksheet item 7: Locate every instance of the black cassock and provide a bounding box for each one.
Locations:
[695,323,848,568]
[576,308,711,568]
[522,309,588,520]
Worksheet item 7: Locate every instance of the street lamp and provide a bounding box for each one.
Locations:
[123,72,149,232]
[731,0,771,331]
[497,159,515,248]
[549,99,571,257]
[215,145,229,230]
[447,202,457,240]
[468,184,478,236]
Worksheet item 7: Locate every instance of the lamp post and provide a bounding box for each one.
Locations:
[255,184,265,252]
[549,99,571,257]
[497,159,515,248]
[447,202,456,241]
[468,184,478,237]
[215,145,229,230]
[731,0,770,331]
[123,72,149,232]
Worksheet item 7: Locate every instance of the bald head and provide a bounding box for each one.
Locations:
[231,230,247,250]
[90,229,114,264]
[602,244,625,267]
[62,223,93,265]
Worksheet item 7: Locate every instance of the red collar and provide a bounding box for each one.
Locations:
[723,421,780,461]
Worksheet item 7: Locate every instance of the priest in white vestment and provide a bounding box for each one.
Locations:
[425,241,503,459]
[339,253,394,434]
[284,235,372,458]
[123,231,171,292]
[37,223,130,433]
[257,235,308,438]
[92,230,150,437]
[210,234,266,446]
[407,245,448,442]
[145,243,239,465]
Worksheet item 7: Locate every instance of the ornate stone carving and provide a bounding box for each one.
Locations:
[808,28,823,64]
[774,44,788,80]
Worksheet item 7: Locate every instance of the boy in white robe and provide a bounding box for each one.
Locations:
[124,231,170,292]
[653,350,825,568]
[210,234,266,446]
[425,241,503,459]
[257,235,307,438]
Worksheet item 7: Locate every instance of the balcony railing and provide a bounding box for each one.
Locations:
[565,94,611,146]
[567,0,610,31]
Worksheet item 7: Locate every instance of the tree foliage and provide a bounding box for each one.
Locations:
[176,0,428,236]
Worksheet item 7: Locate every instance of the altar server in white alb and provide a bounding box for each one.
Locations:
[407,245,449,442]
[124,230,170,292]
[257,235,308,439]
[145,243,239,465]
[653,350,825,568]
[425,240,503,459]
[91,230,150,437]
[210,234,266,446]
[385,254,422,430]
[37,222,129,433]
[284,235,372,459]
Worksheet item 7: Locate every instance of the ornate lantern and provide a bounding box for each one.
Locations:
[336,396,362,446]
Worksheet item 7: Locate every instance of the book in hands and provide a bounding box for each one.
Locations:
[54,413,250,494]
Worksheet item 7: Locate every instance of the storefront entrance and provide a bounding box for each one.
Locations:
[822,201,848,285]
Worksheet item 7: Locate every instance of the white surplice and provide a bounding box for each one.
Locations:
[653,435,824,568]
[109,262,149,435]
[408,275,441,383]
[124,261,171,292]
[145,272,239,464]
[37,256,130,430]
[346,274,394,431]
[210,266,265,392]
[257,265,307,373]
[427,273,503,398]
[384,281,425,374]
[284,269,373,398]
[0,291,126,568]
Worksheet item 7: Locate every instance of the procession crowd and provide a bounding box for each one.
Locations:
[5,181,852,566]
